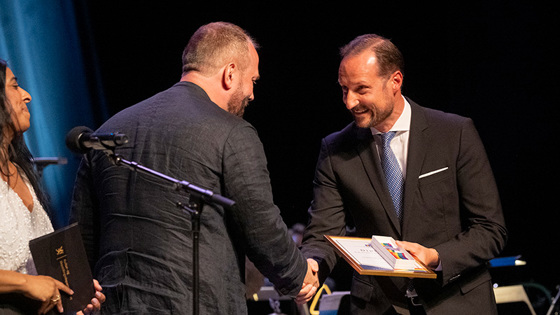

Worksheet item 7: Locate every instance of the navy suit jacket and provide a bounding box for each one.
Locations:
[301,98,507,314]
[70,82,307,314]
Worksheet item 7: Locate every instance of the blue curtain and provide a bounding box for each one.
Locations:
[0,0,106,228]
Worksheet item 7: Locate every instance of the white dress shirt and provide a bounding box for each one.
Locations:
[371,96,412,179]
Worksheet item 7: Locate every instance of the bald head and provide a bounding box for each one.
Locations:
[182,22,259,77]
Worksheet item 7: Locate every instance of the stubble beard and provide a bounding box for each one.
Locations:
[227,85,250,118]
[353,103,392,129]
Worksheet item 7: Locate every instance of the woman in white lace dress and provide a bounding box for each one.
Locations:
[0,59,105,314]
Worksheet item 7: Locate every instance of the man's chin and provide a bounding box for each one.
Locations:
[354,117,373,129]
[228,98,250,118]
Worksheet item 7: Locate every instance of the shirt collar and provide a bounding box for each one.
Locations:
[371,95,411,135]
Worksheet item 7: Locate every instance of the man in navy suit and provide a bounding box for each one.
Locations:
[300,34,507,314]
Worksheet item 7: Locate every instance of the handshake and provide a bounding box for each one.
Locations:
[295,258,320,304]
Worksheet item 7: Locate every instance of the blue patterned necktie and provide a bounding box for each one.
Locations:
[380,131,404,221]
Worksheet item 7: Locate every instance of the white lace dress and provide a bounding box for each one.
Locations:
[0,177,53,276]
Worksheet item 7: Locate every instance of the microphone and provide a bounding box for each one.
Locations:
[65,126,128,154]
[32,157,68,167]
[32,157,69,177]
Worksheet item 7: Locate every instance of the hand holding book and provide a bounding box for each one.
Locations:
[324,235,437,278]
[76,279,105,315]
[29,223,105,314]
[370,235,417,270]
[395,240,440,270]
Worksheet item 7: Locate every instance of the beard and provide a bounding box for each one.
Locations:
[351,102,393,128]
[352,90,395,128]
[227,85,251,118]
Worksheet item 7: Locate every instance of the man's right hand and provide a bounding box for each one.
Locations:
[295,259,319,304]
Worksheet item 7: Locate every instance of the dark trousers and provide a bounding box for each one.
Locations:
[407,298,427,315]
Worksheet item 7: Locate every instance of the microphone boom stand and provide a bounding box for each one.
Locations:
[107,153,235,315]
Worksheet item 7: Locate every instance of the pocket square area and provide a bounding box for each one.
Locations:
[419,167,449,179]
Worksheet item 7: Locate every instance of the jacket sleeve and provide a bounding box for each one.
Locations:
[433,118,508,285]
[222,124,308,297]
[69,154,100,272]
[300,137,348,283]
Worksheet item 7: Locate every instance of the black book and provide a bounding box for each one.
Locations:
[29,223,94,314]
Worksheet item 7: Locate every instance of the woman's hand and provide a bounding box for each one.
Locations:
[20,274,73,314]
[77,279,106,315]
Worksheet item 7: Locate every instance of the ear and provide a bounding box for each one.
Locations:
[222,63,236,90]
[390,70,403,92]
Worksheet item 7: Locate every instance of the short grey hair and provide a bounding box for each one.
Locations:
[182,22,259,77]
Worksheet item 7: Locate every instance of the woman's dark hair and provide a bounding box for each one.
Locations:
[0,59,50,213]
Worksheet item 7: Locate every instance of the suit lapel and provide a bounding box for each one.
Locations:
[354,127,402,235]
[402,99,429,235]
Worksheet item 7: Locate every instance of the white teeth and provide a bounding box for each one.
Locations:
[352,106,368,114]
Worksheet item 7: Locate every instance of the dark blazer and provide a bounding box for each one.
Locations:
[70,82,307,314]
[301,98,507,314]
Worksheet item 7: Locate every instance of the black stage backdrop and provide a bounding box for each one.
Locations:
[74,1,559,304]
